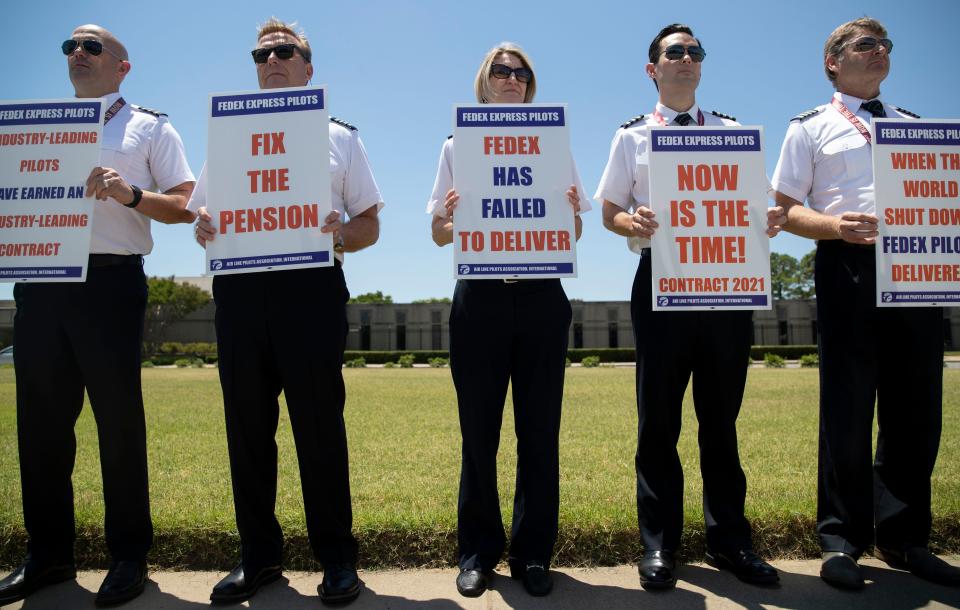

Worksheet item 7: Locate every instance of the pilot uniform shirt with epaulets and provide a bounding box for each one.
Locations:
[771,91,916,215]
[595,102,737,253]
[426,136,593,217]
[188,118,384,263]
[93,91,195,255]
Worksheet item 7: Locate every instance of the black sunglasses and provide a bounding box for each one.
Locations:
[490,63,533,83]
[61,39,123,59]
[844,36,893,54]
[251,43,301,64]
[660,44,706,62]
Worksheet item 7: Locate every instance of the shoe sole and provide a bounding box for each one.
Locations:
[320,579,363,605]
[0,568,77,605]
[210,569,282,604]
[705,552,780,585]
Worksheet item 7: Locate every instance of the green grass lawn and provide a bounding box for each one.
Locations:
[0,367,957,568]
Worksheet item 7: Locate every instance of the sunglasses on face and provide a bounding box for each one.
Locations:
[251,43,300,64]
[660,44,706,62]
[489,63,533,83]
[61,39,122,59]
[844,36,894,54]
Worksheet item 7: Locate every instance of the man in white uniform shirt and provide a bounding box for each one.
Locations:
[597,23,784,591]
[191,18,382,606]
[0,24,195,607]
[772,17,959,590]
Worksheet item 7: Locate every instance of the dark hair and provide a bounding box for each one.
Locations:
[647,23,700,63]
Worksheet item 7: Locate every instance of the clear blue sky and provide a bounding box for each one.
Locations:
[2,0,957,302]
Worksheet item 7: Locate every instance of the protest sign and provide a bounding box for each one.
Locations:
[0,98,103,281]
[452,103,577,279]
[648,126,771,310]
[873,118,960,306]
[206,86,331,275]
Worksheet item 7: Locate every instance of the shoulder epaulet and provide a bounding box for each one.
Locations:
[447,134,453,140]
[710,110,736,121]
[131,104,166,118]
[791,108,822,122]
[329,116,357,131]
[620,115,645,129]
[895,106,921,119]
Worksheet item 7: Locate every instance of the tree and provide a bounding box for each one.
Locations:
[411,297,452,304]
[349,291,393,304]
[770,250,817,299]
[144,277,211,352]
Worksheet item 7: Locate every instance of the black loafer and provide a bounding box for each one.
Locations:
[0,560,76,605]
[210,563,282,603]
[319,563,362,605]
[639,550,677,590]
[706,548,779,585]
[95,560,147,607]
[876,546,960,586]
[820,552,863,590]
[455,568,488,597]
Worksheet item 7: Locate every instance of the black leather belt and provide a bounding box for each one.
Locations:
[88,254,144,267]
[817,240,875,250]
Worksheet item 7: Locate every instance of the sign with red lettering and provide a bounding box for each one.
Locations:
[873,118,960,306]
[205,86,331,275]
[647,126,771,310]
[452,104,577,279]
[0,98,103,282]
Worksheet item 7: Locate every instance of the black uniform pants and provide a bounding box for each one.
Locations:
[814,241,943,557]
[213,264,357,570]
[449,279,571,571]
[13,260,151,564]
[631,251,754,553]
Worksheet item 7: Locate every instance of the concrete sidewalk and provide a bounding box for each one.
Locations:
[5,557,959,609]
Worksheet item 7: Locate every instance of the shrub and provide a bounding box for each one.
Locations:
[764,353,786,368]
[344,357,367,368]
[750,345,818,360]
[581,356,601,368]
[428,357,448,368]
[565,357,571,368]
[141,360,155,368]
[800,354,819,368]
[398,354,416,368]
[383,361,396,368]
[174,358,192,368]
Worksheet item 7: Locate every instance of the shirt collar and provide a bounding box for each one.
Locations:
[655,101,700,123]
[834,90,882,110]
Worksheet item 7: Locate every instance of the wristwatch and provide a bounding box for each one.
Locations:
[334,233,345,252]
[124,185,143,209]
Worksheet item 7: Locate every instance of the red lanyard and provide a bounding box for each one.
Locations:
[830,97,872,144]
[652,108,704,126]
[104,97,126,125]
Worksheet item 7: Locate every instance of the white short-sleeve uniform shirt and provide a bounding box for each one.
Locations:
[188,119,384,263]
[771,91,916,216]
[92,92,195,255]
[594,102,738,254]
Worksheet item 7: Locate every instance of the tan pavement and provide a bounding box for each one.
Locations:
[4,558,959,609]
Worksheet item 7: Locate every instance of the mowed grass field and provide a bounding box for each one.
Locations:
[0,367,957,569]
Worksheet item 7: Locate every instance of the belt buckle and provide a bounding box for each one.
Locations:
[503,278,519,284]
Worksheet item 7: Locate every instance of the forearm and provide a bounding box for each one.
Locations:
[602,202,637,238]
[431,215,453,247]
[341,214,379,252]
[774,192,840,241]
[134,188,195,224]
[574,215,582,241]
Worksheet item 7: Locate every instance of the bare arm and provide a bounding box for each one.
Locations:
[774,191,878,244]
[601,200,657,238]
[85,167,195,224]
[322,205,380,252]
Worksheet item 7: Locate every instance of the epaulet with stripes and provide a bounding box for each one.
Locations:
[447,134,453,140]
[895,106,921,118]
[791,108,822,122]
[330,116,357,131]
[620,115,645,129]
[711,110,736,121]
[131,104,166,117]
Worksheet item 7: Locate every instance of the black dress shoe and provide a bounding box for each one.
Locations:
[820,552,864,590]
[508,559,553,596]
[638,550,677,590]
[706,548,780,585]
[210,563,282,603]
[95,560,147,607]
[319,563,362,605]
[455,568,488,597]
[0,560,76,605]
[876,546,960,586]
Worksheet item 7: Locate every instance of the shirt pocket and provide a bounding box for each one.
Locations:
[820,134,871,184]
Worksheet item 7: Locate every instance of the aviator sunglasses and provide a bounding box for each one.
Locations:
[660,44,706,62]
[843,36,894,54]
[490,63,533,83]
[251,43,301,64]
[61,39,123,59]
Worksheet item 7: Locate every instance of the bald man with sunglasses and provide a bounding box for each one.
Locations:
[772,17,960,590]
[0,24,195,607]
[597,23,785,591]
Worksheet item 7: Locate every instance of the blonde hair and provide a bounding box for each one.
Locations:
[473,42,536,103]
[256,17,312,63]
[823,17,887,85]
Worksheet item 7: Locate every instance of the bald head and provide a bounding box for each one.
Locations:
[66,24,131,98]
[72,24,128,60]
